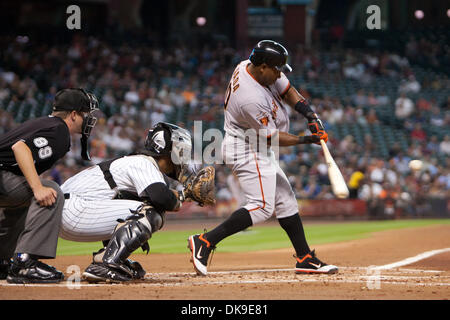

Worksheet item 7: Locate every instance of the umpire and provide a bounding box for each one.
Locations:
[0,88,98,283]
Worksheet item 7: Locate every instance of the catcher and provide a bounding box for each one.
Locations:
[59,122,215,282]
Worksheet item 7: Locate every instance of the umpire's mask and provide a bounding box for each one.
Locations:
[144,122,192,181]
[53,88,99,160]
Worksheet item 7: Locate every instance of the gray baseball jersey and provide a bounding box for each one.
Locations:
[222,60,299,224]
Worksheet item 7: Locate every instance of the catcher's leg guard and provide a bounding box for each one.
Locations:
[102,208,164,276]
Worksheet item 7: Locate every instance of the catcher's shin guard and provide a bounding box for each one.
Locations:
[102,207,164,276]
[103,218,151,276]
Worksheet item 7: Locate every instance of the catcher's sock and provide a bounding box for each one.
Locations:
[278,213,311,257]
[204,208,252,246]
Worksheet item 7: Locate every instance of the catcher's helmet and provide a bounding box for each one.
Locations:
[145,122,192,180]
[249,40,292,73]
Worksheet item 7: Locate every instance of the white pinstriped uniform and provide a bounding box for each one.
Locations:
[59,155,165,242]
[222,60,299,224]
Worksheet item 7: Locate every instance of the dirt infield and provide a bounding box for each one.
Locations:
[1,223,449,300]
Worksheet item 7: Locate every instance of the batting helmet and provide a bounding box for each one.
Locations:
[249,40,292,73]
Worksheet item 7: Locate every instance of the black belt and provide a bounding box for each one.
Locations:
[64,193,70,199]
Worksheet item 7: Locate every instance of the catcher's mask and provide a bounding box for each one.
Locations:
[53,88,99,160]
[144,122,192,180]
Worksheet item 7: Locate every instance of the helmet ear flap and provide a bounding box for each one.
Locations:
[144,126,172,156]
[249,48,263,66]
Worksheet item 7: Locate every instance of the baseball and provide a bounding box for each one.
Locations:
[409,159,423,171]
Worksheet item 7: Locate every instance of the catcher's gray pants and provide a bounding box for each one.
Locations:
[0,170,64,260]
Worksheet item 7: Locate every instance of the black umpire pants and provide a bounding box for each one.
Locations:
[0,170,64,260]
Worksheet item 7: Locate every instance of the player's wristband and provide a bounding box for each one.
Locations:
[294,100,316,121]
[298,135,319,144]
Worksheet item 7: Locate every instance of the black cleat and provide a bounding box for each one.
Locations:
[124,259,146,279]
[6,256,64,284]
[188,233,215,276]
[82,263,133,283]
[294,250,338,274]
[88,248,146,281]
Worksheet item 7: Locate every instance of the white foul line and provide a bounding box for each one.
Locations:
[369,248,450,271]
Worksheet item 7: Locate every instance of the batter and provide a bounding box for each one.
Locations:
[189,40,338,275]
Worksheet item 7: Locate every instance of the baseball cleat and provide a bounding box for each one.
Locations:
[6,257,64,284]
[124,259,146,279]
[82,262,132,283]
[188,234,215,276]
[294,250,338,274]
[89,248,146,281]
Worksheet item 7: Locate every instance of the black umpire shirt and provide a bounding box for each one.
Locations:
[0,116,71,176]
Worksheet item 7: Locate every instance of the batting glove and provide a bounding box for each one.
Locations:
[308,118,328,144]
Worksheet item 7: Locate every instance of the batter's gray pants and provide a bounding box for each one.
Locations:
[0,170,64,260]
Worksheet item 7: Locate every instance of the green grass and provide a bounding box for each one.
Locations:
[56,219,450,256]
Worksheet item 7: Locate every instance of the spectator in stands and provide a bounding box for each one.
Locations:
[440,96,450,110]
[405,36,419,60]
[351,89,367,106]
[439,135,450,155]
[366,92,379,106]
[410,123,427,143]
[429,106,444,127]
[416,97,433,111]
[395,93,414,120]
[378,183,398,219]
[369,159,384,184]
[169,86,187,108]
[215,170,233,201]
[0,110,15,135]
[384,160,398,186]
[398,75,421,94]
[436,165,450,190]
[182,84,196,104]
[124,82,140,104]
[425,135,440,154]
[120,100,138,119]
[338,135,354,153]
[366,109,379,124]
[348,165,366,199]
[300,176,322,199]
[102,89,117,110]
[150,106,166,127]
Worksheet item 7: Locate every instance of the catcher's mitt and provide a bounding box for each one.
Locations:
[184,166,216,206]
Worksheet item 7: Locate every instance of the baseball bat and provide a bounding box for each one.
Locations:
[320,140,349,199]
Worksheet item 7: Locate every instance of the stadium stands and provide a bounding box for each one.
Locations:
[0,30,448,218]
